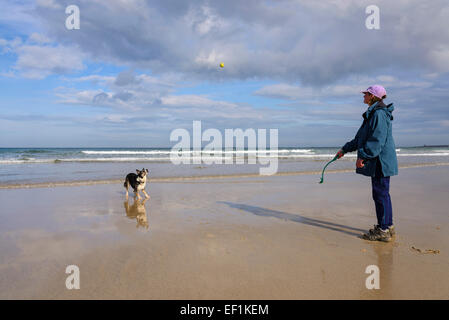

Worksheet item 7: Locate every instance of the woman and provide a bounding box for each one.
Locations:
[336,85,398,242]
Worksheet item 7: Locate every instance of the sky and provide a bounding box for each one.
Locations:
[0,0,448,148]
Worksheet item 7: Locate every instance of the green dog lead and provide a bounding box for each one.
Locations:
[319,155,339,184]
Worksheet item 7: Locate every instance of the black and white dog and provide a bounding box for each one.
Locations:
[124,168,150,199]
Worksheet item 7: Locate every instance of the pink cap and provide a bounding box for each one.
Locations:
[361,85,387,99]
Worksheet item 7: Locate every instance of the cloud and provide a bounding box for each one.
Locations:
[28,0,449,84]
[0,1,41,36]
[5,0,449,84]
[1,1,448,147]
[56,69,268,121]
[254,75,434,102]
[15,44,85,78]
[186,5,231,36]
[161,94,236,109]
[0,36,85,79]
[92,92,109,104]
[28,33,51,44]
[113,91,133,102]
[114,69,141,86]
[56,70,178,110]
[0,37,23,54]
[36,0,62,9]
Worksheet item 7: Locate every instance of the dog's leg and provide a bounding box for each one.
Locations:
[124,180,129,199]
[142,189,150,199]
[135,189,141,200]
[124,199,130,214]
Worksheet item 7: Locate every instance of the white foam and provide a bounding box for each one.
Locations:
[282,149,314,153]
[433,149,449,153]
[2,150,449,165]
[61,157,174,162]
[81,149,313,155]
[81,150,171,155]
[0,159,55,164]
[397,153,449,156]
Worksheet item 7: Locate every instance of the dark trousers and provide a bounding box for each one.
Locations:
[371,163,393,230]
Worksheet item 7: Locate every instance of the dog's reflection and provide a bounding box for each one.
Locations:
[123,197,149,229]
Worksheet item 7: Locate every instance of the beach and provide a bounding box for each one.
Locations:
[3,0,449,305]
[0,164,448,299]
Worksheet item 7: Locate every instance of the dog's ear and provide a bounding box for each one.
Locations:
[136,169,140,173]
[145,169,149,173]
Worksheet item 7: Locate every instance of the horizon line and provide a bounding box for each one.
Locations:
[0,145,448,149]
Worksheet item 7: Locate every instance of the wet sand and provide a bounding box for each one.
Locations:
[0,165,448,299]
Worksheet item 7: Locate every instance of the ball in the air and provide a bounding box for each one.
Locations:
[220,62,224,68]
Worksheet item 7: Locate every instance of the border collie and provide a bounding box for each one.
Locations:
[124,168,150,199]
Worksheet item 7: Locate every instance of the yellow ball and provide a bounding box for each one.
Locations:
[220,62,224,68]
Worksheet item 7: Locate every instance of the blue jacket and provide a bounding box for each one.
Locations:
[342,101,398,177]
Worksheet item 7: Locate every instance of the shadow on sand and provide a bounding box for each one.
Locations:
[219,201,365,238]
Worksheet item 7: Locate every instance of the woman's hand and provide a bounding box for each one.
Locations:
[336,149,345,159]
[356,158,365,168]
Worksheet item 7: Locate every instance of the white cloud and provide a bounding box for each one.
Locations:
[0,1,41,35]
[29,0,449,84]
[56,70,174,110]
[161,94,236,109]
[74,75,116,84]
[255,75,435,101]
[28,33,51,45]
[186,5,231,36]
[195,49,225,69]
[0,37,85,79]
[428,46,449,72]
[1,0,446,84]
[15,44,85,79]
[55,69,271,122]
[254,83,365,101]
[36,0,62,9]
[0,37,22,54]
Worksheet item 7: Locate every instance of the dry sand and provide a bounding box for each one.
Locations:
[0,165,448,299]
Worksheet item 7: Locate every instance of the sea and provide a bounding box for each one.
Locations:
[1,147,448,187]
